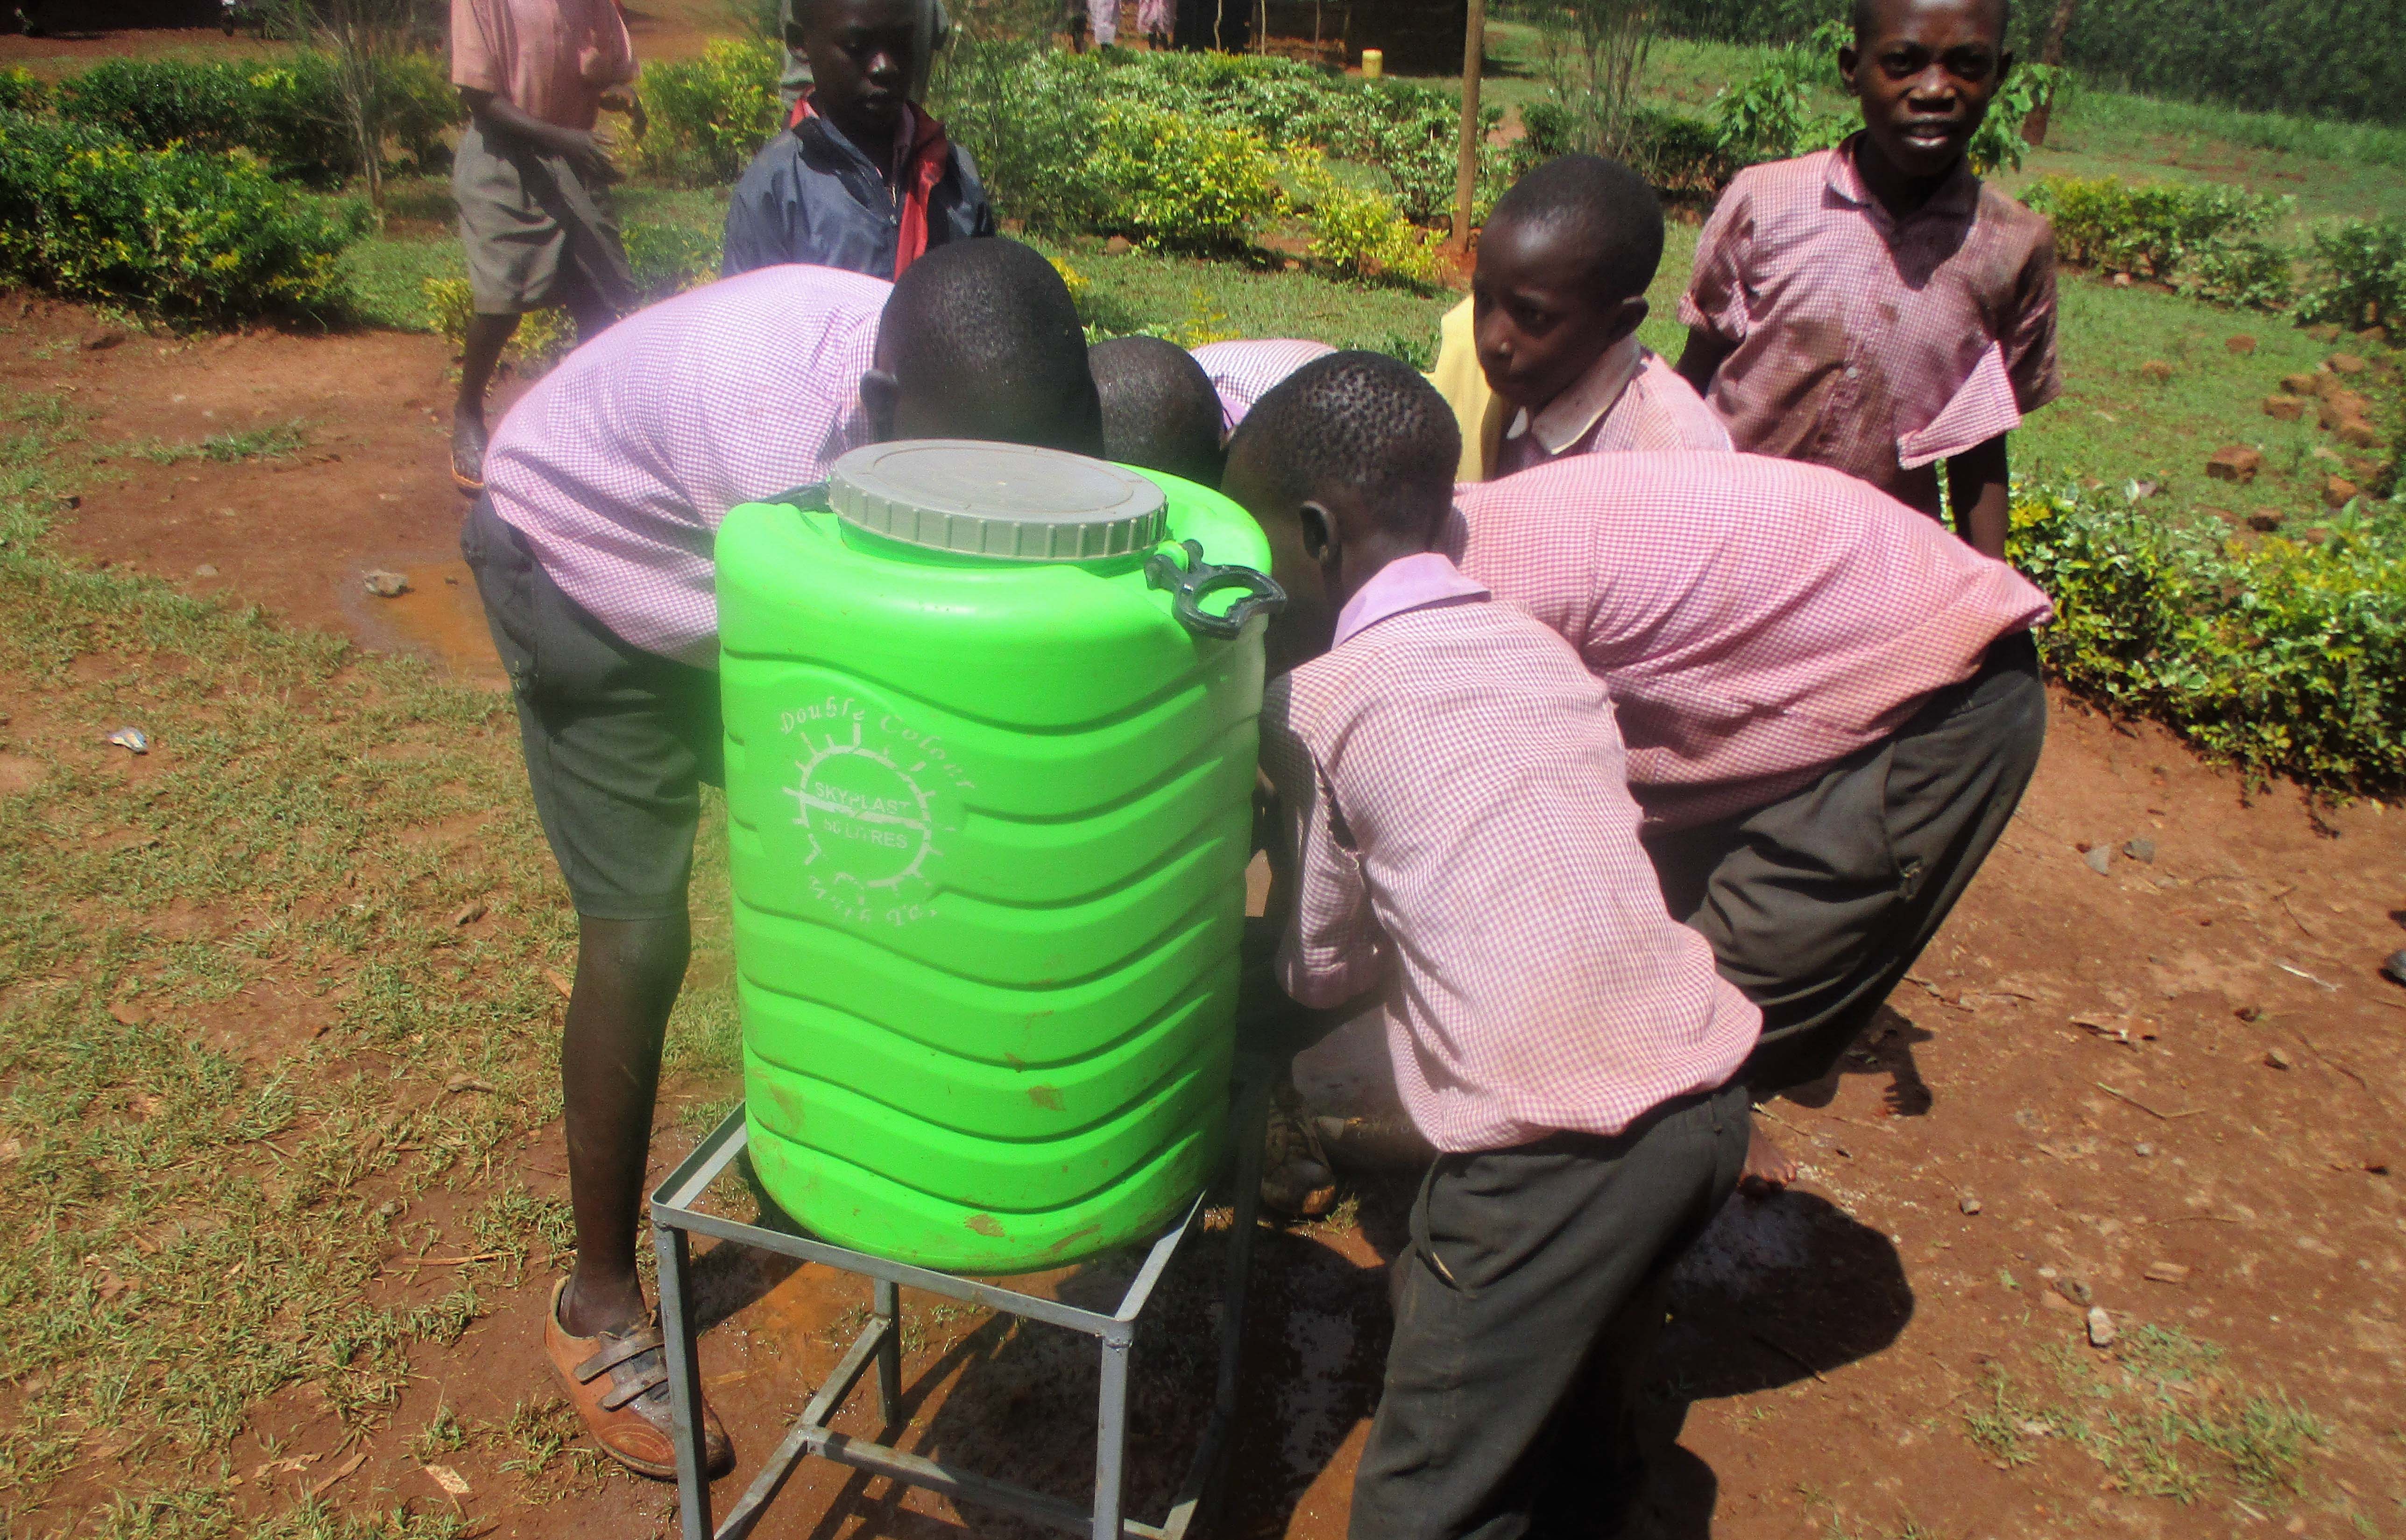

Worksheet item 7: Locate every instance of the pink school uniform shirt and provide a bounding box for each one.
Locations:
[1189,338,1335,434]
[1679,137,2060,518]
[1261,555,1758,1152]
[451,0,636,130]
[1449,452,2053,831]
[481,264,891,666]
[1492,332,1731,479]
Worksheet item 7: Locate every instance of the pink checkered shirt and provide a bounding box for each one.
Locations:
[1189,339,1335,434]
[1679,137,2059,517]
[1494,338,1732,479]
[1449,452,2053,831]
[1260,562,1758,1152]
[482,265,890,667]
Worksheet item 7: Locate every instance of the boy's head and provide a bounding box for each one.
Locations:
[1471,154,1664,417]
[1221,352,1460,675]
[866,238,1104,458]
[796,0,926,145]
[1089,336,1226,487]
[1842,0,2012,184]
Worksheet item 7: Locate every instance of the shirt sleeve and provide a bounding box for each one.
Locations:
[2003,228,2062,413]
[450,0,504,93]
[720,142,799,278]
[1258,681,1383,1010]
[1677,175,1754,344]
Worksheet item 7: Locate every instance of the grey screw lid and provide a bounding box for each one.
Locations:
[828,440,1168,560]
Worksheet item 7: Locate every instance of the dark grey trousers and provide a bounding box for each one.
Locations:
[1644,633,2047,1095]
[1347,1083,1751,1540]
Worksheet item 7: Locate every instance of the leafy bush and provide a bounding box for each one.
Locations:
[2297,217,2406,331]
[0,67,47,113]
[0,110,361,322]
[2011,482,2406,792]
[51,53,459,186]
[1090,102,1285,254]
[1516,99,1741,198]
[636,37,782,187]
[1966,60,2061,177]
[1286,150,1447,289]
[1710,22,1852,162]
[2188,238,2296,311]
[2020,174,2289,295]
[931,42,1503,243]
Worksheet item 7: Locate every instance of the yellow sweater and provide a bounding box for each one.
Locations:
[1425,295,1506,483]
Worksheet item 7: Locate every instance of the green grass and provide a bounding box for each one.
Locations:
[1959,1325,2327,1504]
[0,376,743,1535]
[119,419,311,467]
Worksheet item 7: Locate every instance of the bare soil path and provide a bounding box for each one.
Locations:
[7,294,2403,1540]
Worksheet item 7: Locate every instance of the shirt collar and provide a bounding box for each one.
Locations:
[1332,552,1489,649]
[1823,133,1981,227]
[1502,332,1643,456]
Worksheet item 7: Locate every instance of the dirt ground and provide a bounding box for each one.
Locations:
[7,284,2406,1540]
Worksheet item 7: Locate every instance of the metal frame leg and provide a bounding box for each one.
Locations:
[655,1220,714,1540]
[873,1277,903,1426]
[1094,1331,1132,1540]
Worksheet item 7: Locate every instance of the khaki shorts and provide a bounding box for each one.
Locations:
[452,118,637,317]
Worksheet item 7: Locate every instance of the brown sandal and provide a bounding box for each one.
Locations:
[545,1278,734,1480]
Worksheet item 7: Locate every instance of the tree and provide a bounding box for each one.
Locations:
[2018,0,2076,147]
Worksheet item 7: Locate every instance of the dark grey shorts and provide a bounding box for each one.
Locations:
[1645,631,2047,1094]
[461,497,722,921]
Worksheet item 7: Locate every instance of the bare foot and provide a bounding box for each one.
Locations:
[1741,1113,1798,1192]
[450,407,489,494]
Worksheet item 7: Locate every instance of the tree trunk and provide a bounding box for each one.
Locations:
[1452,0,1485,250]
[2019,0,2076,147]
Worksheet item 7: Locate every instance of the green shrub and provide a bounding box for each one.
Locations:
[1517,99,1739,198]
[0,67,48,113]
[931,42,1503,242]
[1286,150,1447,289]
[1090,102,1285,254]
[2011,482,2406,792]
[2020,174,2286,283]
[1965,60,2061,176]
[636,38,782,187]
[2297,217,2406,331]
[51,53,460,186]
[0,110,362,321]
[1710,24,1853,162]
[2187,238,2296,311]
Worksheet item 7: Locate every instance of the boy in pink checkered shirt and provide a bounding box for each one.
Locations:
[1677,0,2059,558]
[1226,353,1757,1540]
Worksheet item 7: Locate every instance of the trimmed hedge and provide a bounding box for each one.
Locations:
[53,53,460,187]
[2011,481,2406,793]
[0,111,362,322]
[2019,173,2294,310]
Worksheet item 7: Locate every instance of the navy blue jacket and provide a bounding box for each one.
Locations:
[721,109,996,281]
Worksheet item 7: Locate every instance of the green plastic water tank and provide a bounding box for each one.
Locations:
[716,441,1277,1273]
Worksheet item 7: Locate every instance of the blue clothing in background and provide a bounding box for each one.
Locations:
[721,110,996,281]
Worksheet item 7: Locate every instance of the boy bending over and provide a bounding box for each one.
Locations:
[722,0,994,280]
[1676,0,2058,556]
[1451,453,2051,1184]
[467,241,1100,1479]
[1429,153,1728,482]
[1227,353,1758,1538]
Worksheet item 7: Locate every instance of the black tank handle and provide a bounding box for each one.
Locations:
[1145,540,1286,640]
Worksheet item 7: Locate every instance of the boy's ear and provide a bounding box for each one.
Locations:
[1298,501,1338,568]
[859,367,899,441]
[1604,294,1649,345]
[1838,41,1861,90]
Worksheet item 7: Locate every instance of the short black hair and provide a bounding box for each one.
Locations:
[1486,154,1663,303]
[1227,351,1458,533]
[877,238,1095,422]
[1090,336,1225,487]
[1850,0,2010,42]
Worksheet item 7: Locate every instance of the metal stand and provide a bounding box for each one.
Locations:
[650,1068,1272,1540]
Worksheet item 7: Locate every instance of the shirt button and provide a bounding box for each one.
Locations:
[1845,365,1860,380]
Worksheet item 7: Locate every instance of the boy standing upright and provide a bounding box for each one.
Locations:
[1226,354,1757,1539]
[1677,0,2058,557]
[448,0,644,493]
[1431,154,1729,481]
[723,0,994,280]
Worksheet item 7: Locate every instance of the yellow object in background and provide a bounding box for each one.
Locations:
[1360,48,1383,78]
[1426,295,1504,482]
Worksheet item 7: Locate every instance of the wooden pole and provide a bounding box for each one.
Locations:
[1452,0,1486,250]
[2019,0,2077,146]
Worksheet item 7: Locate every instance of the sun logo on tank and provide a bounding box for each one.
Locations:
[784,720,938,896]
